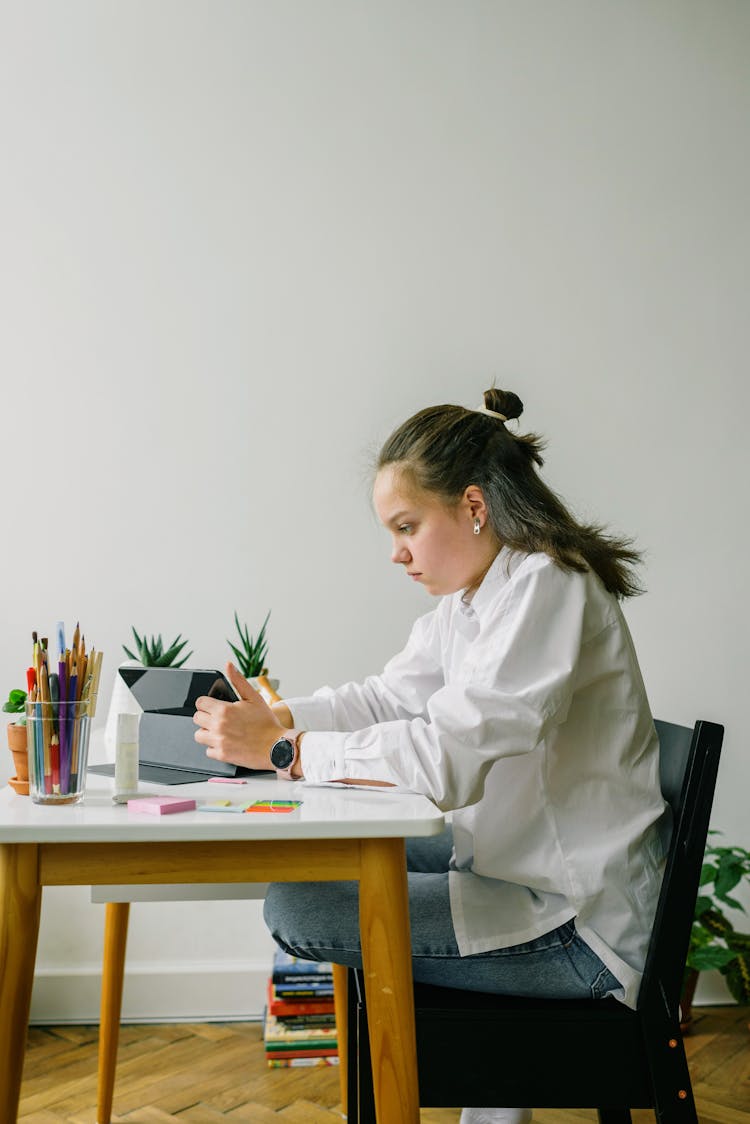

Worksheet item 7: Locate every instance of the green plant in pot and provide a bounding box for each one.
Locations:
[681,832,750,1029]
[123,629,193,667]
[105,629,194,752]
[3,688,29,794]
[228,610,277,690]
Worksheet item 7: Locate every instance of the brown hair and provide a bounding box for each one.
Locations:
[377,388,643,599]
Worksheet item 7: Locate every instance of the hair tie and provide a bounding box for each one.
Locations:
[478,406,508,422]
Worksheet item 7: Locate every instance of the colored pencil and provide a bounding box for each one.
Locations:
[88,650,103,716]
[58,659,69,793]
[48,672,61,792]
[32,688,42,791]
[38,664,53,794]
[77,651,88,701]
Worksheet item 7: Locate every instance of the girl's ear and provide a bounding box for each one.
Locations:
[463,485,488,520]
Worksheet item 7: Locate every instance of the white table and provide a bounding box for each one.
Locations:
[0,775,444,1124]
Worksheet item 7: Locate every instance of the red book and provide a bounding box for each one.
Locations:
[267,979,335,1018]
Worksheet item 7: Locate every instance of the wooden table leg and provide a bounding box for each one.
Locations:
[97,901,130,1124]
[332,961,348,1114]
[359,837,419,1124]
[0,843,42,1123]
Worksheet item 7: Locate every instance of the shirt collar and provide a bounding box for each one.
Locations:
[457,546,522,620]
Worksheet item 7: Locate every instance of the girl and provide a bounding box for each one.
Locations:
[194,388,667,1124]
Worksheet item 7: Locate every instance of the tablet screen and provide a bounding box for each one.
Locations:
[118,667,238,715]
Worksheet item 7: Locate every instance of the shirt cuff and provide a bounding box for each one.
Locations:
[298,731,348,783]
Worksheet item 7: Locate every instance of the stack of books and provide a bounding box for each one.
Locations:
[264,947,339,1068]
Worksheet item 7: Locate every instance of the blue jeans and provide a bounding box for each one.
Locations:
[264,826,621,999]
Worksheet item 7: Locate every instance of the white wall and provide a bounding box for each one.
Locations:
[1,0,747,1020]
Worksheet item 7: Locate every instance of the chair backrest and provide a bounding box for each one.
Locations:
[638,719,723,1013]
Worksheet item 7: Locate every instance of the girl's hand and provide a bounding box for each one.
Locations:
[193,662,284,769]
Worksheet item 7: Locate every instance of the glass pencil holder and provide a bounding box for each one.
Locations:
[25,698,93,805]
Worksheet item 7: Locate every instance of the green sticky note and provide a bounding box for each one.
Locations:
[198,801,251,813]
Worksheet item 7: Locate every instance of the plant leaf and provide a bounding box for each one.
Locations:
[230,610,271,678]
[688,945,737,971]
[699,863,718,887]
[162,638,190,666]
[721,952,750,1003]
[694,895,713,918]
[2,683,26,710]
[3,688,27,714]
[715,855,744,899]
[725,930,750,952]
[699,909,732,937]
[719,894,745,913]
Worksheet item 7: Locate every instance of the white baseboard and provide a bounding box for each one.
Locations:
[692,968,733,1007]
[29,959,269,1025]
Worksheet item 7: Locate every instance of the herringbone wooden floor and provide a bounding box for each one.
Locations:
[18,1005,750,1123]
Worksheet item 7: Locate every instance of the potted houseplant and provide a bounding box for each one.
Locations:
[3,688,29,794]
[681,831,750,1030]
[122,629,193,668]
[104,629,194,754]
[228,610,278,695]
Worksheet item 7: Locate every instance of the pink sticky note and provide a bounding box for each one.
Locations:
[207,776,248,785]
[127,796,197,816]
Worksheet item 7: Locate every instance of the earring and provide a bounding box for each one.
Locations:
[473,517,481,536]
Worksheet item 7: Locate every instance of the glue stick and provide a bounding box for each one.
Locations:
[113,712,140,803]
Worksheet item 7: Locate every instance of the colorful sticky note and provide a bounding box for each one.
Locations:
[127,796,197,816]
[197,801,251,813]
[245,800,302,814]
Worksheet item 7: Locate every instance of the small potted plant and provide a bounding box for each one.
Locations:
[681,831,750,1030]
[105,628,194,754]
[3,688,29,794]
[122,629,193,668]
[228,610,278,694]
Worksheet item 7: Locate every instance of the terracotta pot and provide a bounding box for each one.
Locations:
[7,721,30,795]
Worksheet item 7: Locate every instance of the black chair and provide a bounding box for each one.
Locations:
[347,718,724,1124]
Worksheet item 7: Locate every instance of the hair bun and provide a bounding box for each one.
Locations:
[483,388,523,421]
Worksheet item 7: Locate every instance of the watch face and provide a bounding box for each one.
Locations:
[270,738,294,770]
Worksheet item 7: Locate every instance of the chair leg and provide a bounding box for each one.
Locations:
[332,962,348,1116]
[597,1111,632,1123]
[641,1011,699,1124]
[346,968,360,1124]
[650,1044,699,1124]
[348,968,378,1124]
[97,901,130,1124]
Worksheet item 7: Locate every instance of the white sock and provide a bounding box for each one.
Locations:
[459,1110,532,1124]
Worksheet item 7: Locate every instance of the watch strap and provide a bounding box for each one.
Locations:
[272,730,302,781]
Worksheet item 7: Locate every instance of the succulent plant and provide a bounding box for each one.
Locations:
[3,688,27,725]
[122,628,193,668]
[228,610,270,679]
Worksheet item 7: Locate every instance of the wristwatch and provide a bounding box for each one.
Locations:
[270,730,302,780]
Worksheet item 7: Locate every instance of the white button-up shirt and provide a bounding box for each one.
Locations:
[288,548,668,1008]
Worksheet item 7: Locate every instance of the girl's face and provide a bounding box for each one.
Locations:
[373,465,498,597]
